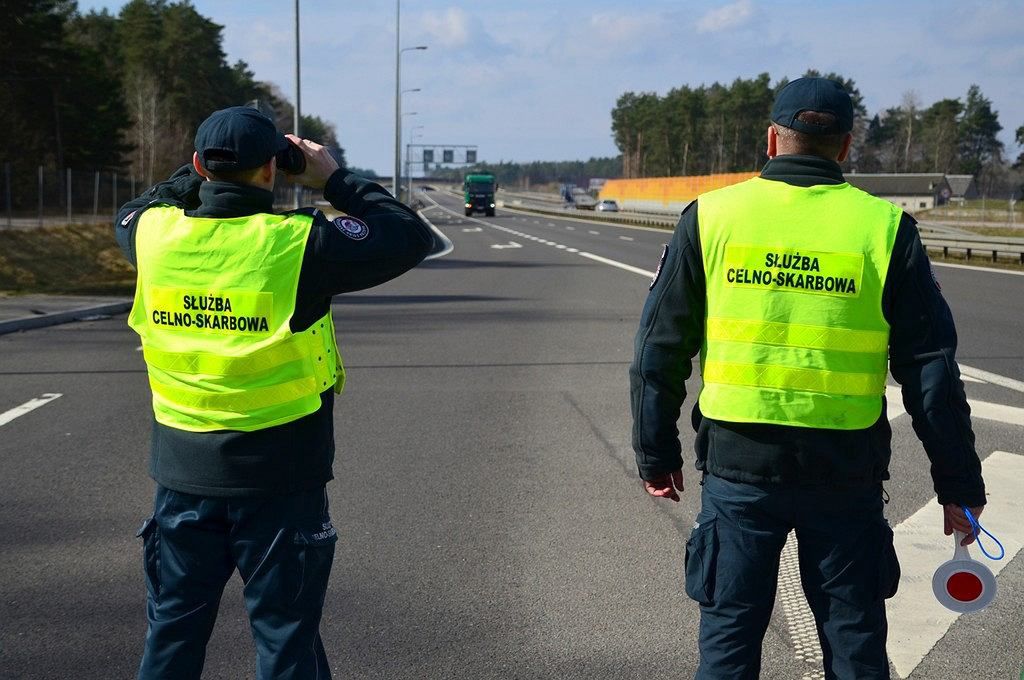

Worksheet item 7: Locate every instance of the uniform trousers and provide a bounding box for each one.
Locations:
[136,485,337,679]
[685,474,900,680]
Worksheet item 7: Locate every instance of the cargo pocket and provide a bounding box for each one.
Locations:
[135,517,161,600]
[877,520,901,600]
[684,514,718,606]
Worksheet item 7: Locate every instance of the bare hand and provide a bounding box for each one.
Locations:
[643,470,685,502]
[943,504,984,546]
[284,134,340,189]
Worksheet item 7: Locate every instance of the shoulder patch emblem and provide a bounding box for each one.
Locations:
[333,216,369,240]
[650,244,669,289]
[120,210,137,227]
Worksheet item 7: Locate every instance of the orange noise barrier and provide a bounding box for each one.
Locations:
[599,172,758,207]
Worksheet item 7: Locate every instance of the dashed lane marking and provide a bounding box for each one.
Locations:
[423,198,655,278]
[619,236,634,241]
[577,252,654,278]
[0,393,63,427]
[588,230,600,235]
[887,450,1024,678]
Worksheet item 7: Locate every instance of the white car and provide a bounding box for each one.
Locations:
[595,199,619,212]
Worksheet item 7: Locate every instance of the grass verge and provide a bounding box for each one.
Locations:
[0,223,136,295]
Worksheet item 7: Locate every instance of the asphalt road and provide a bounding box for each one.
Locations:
[0,190,1022,679]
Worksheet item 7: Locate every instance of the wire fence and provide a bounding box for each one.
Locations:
[2,164,317,229]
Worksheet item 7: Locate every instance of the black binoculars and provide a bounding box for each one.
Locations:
[276,141,306,175]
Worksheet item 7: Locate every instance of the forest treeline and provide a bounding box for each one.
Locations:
[0,0,343,206]
[429,157,623,189]
[610,70,1022,195]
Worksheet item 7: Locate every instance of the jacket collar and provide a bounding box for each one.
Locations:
[192,181,275,218]
[760,155,845,187]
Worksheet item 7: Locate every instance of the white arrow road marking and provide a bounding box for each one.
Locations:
[491,242,522,249]
[0,393,63,427]
[887,450,1024,678]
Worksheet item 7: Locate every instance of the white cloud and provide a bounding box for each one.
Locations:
[696,0,754,33]
[420,7,472,48]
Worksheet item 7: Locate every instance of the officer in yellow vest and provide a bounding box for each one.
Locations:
[629,78,987,679]
[115,106,433,679]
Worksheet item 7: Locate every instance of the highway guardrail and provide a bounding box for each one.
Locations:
[492,191,1024,266]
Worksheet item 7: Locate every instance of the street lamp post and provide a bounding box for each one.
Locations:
[393,1,427,198]
[399,111,418,199]
[406,124,424,200]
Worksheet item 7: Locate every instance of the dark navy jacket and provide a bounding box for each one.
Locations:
[116,165,433,497]
[629,155,986,507]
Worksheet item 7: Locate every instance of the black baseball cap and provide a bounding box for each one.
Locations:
[194,106,289,172]
[771,77,854,135]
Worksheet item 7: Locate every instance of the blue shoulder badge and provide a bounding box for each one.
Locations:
[650,244,669,289]
[333,216,369,240]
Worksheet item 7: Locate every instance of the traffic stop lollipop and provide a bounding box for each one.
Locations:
[931,507,1004,614]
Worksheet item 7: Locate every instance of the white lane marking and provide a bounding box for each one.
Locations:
[136,345,143,352]
[619,236,634,241]
[0,393,63,427]
[462,227,483,233]
[566,226,575,230]
[887,450,1024,678]
[960,364,1024,394]
[968,399,1024,425]
[784,378,1023,677]
[577,252,655,278]
[421,199,659,280]
[588,230,600,235]
[887,383,1024,426]
[886,385,906,420]
[547,222,556,227]
[961,374,984,383]
[932,261,1024,277]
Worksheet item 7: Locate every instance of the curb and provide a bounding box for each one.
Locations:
[0,300,133,336]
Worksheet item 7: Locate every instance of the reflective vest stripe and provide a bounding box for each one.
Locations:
[149,374,319,412]
[702,360,887,397]
[706,317,889,354]
[143,338,309,376]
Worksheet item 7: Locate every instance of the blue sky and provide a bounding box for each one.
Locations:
[81,0,1023,174]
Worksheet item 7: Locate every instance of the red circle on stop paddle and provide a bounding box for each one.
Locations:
[946,571,984,602]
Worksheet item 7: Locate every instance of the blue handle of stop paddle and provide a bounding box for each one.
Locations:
[963,506,1004,560]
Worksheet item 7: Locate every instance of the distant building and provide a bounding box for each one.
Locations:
[845,173,952,212]
[946,175,979,201]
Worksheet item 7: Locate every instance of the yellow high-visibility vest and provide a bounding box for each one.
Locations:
[128,205,344,432]
[697,176,901,429]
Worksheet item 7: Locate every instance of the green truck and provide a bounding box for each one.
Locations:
[463,173,497,216]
